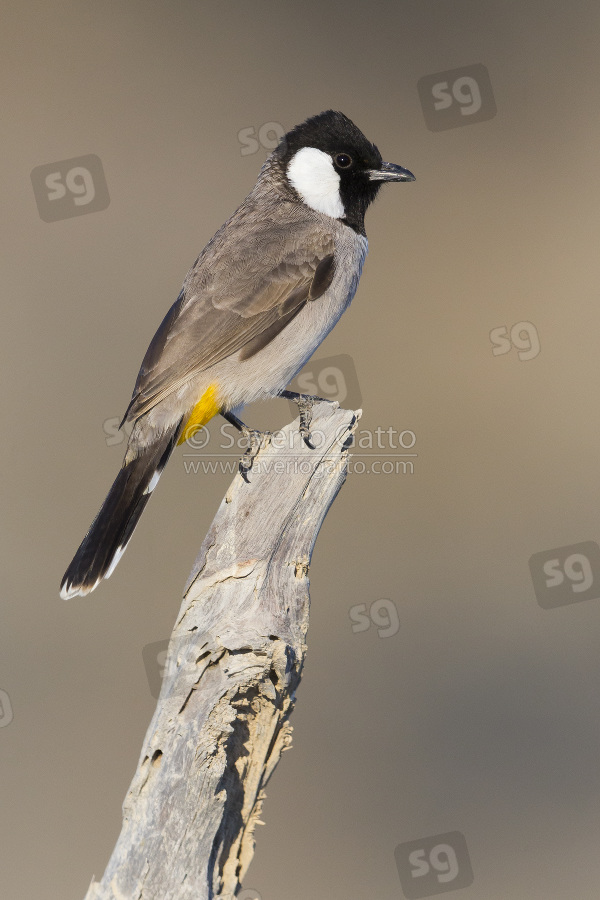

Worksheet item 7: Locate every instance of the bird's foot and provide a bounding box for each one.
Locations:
[222,411,270,482]
[239,428,271,482]
[279,390,322,449]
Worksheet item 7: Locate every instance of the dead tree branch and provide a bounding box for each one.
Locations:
[84,400,360,900]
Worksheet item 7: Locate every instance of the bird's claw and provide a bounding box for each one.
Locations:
[297,398,315,448]
[280,391,319,448]
[239,429,270,482]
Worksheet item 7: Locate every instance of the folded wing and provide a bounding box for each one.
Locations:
[123,214,335,423]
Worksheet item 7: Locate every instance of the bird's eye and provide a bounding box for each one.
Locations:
[335,153,352,169]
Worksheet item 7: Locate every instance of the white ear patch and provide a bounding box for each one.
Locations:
[287,147,345,219]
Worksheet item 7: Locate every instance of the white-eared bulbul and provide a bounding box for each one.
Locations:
[60,110,415,598]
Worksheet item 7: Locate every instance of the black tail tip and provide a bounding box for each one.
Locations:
[60,544,127,600]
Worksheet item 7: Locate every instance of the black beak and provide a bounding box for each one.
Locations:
[367,161,416,182]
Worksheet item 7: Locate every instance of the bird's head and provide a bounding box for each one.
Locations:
[271,110,415,235]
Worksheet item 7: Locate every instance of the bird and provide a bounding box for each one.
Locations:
[60,110,415,599]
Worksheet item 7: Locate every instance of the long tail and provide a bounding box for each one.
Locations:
[60,425,181,599]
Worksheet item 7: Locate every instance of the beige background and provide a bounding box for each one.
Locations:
[2,0,600,897]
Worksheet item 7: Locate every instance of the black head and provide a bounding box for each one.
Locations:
[274,110,415,235]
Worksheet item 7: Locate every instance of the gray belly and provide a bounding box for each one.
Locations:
[211,229,368,409]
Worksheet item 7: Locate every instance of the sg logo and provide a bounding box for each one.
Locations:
[285,353,361,417]
[490,321,540,360]
[395,831,473,898]
[103,415,134,447]
[529,542,600,609]
[31,154,110,222]
[418,64,497,131]
[142,639,171,699]
[143,639,210,700]
[349,598,399,638]
[238,122,285,156]
[0,689,14,728]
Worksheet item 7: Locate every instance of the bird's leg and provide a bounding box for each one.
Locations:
[222,411,270,482]
[279,390,321,449]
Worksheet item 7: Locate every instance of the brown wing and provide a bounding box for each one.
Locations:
[123,209,335,423]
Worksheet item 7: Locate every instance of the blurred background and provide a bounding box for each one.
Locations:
[2,1,600,897]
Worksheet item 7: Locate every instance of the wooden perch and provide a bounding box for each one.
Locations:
[84,400,360,900]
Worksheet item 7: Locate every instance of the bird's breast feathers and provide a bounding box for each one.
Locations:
[125,210,367,438]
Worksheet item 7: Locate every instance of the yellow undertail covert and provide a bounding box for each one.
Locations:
[177,383,221,446]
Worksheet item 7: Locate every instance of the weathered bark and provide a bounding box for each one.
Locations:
[84,400,359,900]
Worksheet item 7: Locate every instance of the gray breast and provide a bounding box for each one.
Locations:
[212,225,368,408]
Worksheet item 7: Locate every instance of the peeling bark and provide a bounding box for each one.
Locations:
[84,401,360,900]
